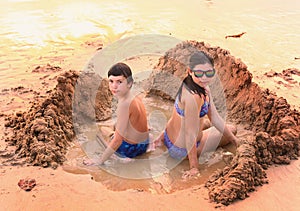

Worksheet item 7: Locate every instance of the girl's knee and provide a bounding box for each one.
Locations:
[203,118,211,130]
[227,124,237,135]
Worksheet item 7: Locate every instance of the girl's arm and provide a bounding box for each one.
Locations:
[207,91,238,146]
[153,131,164,147]
[183,92,202,170]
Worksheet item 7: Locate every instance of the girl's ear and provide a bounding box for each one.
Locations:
[187,67,192,75]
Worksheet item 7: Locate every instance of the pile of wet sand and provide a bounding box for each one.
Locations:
[2,40,300,205]
[147,40,300,205]
[265,68,300,88]
[3,68,112,168]
[3,70,79,168]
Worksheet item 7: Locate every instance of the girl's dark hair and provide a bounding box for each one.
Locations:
[189,51,214,69]
[177,51,214,101]
[108,62,133,83]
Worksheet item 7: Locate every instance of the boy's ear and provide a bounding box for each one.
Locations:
[127,81,133,88]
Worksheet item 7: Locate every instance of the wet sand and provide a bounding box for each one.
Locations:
[0,161,299,210]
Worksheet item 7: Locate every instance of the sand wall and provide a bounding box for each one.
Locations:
[147,40,300,205]
[3,69,112,168]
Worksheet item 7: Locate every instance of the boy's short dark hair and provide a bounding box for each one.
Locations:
[108,62,133,83]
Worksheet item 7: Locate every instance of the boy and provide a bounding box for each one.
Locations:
[84,62,149,165]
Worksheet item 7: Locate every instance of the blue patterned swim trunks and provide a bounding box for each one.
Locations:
[115,139,149,158]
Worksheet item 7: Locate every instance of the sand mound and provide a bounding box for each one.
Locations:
[3,68,112,168]
[146,40,300,205]
[4,70,79,168]
[72,71,112,126]
[265,68,300,87]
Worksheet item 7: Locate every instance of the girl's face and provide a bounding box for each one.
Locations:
[189,63,215,87]
[108,75,131,98]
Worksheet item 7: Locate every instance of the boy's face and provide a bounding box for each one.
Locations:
[108,75,131,97]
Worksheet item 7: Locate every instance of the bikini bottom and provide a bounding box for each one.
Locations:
[163,130,200,160]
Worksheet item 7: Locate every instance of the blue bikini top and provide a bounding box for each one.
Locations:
[174,95,209,118]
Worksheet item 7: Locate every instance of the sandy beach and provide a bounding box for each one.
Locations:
[1,160,299,210]
[1,0,300,210]
[1,38,299,210]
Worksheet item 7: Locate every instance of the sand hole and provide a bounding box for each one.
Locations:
[64,94,236,194]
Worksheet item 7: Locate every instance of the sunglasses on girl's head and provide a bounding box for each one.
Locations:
[192,69,216,78]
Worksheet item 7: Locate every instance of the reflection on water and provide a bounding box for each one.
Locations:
[0,0,135,45]
[0,0,299,71]
[1,0,299,107]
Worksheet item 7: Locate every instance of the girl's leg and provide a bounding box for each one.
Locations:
[197,124,237,155]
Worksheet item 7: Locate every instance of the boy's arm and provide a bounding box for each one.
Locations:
[99,130,123,164]
[115,102,130,140]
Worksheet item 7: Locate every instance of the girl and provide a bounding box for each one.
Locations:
[155,51,238,178]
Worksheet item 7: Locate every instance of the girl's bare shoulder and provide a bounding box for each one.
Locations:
[181,86,204,106]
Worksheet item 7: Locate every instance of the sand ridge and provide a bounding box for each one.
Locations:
[147,40,300,205]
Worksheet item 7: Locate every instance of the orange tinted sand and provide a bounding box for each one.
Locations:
[0,35,299,210]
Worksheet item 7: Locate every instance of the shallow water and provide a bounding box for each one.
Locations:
[64,146,230,194]
[1,0,299,112]
[64,88,240,193]
[1,0,299,75]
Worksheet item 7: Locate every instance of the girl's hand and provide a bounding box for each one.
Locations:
[154,131,165,148]
[147,132,164,152]
[153,138,162,148]
[182,167,200,180]
[232,136,239,147]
